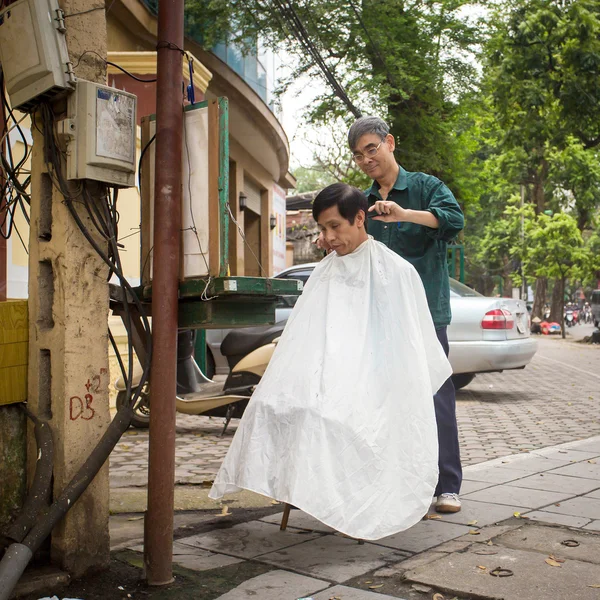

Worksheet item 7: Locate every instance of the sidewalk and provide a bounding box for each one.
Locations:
[21,435,600,600]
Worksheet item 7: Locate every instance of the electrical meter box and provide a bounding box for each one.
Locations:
[61,80,137,188]
[0,0,75,112]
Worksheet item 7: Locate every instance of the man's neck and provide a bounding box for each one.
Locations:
[376,163,400,197]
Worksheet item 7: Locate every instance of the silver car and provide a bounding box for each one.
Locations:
[206,263,537,389]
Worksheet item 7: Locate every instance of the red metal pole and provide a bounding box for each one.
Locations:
[144,0,184,585]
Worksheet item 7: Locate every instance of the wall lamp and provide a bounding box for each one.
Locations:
[239,192,247,211]
[270,214,277,230]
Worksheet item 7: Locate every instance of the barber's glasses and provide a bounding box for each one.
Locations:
[352,140,384,163]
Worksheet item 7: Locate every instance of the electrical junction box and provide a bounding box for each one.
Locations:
[60,80,137,188]
[0,0,76,112]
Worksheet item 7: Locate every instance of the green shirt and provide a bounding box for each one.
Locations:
[366,166,464,328]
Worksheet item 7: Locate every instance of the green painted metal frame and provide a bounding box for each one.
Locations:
[218,97,229,277]
[448,244,465,283]
[142,98,300,329]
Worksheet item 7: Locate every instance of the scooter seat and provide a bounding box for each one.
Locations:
[221,323,285,359]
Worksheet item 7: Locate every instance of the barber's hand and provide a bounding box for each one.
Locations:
[368,200,409,223]
[315,232,332,254]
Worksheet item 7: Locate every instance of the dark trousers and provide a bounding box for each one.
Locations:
[434,327,462,496]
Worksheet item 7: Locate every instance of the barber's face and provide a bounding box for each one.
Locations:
[352,133,396,181]
[317,205,366,257]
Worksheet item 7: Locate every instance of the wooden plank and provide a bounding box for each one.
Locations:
[208,100,220,276]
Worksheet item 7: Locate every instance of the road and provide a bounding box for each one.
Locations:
[110,333,600,489]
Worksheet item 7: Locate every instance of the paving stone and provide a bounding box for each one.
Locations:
[542,497,600,520]
[257,535,407,583]
[260,510,335,533]
[549,461,600,480]
[176,520,321,559]
[496,523,600,565]
[426,499,529,527]
[493,455,572,472]
[456,524,519,543]
[583,520,600,531]
[372,520,473,553]
[213,569,330,600]
[584,489,600,499]
[404,544,600,600]
[507,473,600,495]
[463,484,574,509]
[462,467,530,484]
[312,585,402,600]
[523,511,592,528]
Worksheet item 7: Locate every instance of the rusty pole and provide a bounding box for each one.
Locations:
[144,0,184,585]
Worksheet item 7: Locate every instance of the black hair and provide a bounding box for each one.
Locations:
[312,183,368,224]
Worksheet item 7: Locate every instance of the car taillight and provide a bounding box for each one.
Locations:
[482,309,514,330]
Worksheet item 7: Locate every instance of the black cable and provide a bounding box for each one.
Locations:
[63,5,104,18]
[73,50,158,83]
[138,134,156,194]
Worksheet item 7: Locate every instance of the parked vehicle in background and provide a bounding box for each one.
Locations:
[207,264,538,390]
[592,290,600,327]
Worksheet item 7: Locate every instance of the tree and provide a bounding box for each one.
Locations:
[185,0,483,201]
[520,211,595,338]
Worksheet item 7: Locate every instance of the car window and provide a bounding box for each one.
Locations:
[449,279,483,298]
[277,269,313,284]
[275,269,314,308]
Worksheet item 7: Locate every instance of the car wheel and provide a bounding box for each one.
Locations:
[116,383,150,429]
[452,373,476,390]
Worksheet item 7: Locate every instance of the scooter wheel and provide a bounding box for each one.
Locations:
[116,386,150,428]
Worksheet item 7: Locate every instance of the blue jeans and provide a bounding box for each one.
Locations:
[434,327,462,496]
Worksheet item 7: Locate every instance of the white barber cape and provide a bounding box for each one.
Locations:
[209,237,452,540]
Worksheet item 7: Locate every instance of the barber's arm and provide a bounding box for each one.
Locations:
[368,183,464,242]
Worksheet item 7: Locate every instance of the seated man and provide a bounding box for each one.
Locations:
[209,183,452,540]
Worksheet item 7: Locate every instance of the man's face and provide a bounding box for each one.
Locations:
[317,204,367,256]
[352,133,396,181]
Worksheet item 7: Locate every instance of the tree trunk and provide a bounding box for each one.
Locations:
[531,277,547,319]
[532,158,549,214]
[550,279,564,324]
[561,278,567,339]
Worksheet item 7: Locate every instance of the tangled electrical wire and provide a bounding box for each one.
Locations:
[0,68,31,254]
[38,101,152,411]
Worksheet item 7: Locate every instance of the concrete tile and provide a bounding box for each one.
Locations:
[493,455,572,472]
[463,484,574,509]
[373,520,473,553]
[404,544,600,600]
[507,473,600,495]
[584,489,600,499]
[542,497,600,520]
[214,569,330,599]
[260,511,335,533]
[549,461,600,480]
[459,480,494,495]
[463,467,529,484]
[583,520,600,531]
[496,523,600,565]
[176,521,321,559]
[170,542,244,572]
[523,511,592,528]
[563,438,600,454]
[257,535,407,583]
[312,585,402,600]
[426,499,529,527]
[533,448,600,462]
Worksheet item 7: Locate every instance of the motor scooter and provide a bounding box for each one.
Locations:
[114,324,284,432]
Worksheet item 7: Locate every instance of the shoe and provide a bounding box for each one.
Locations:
[435,493,461,513]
